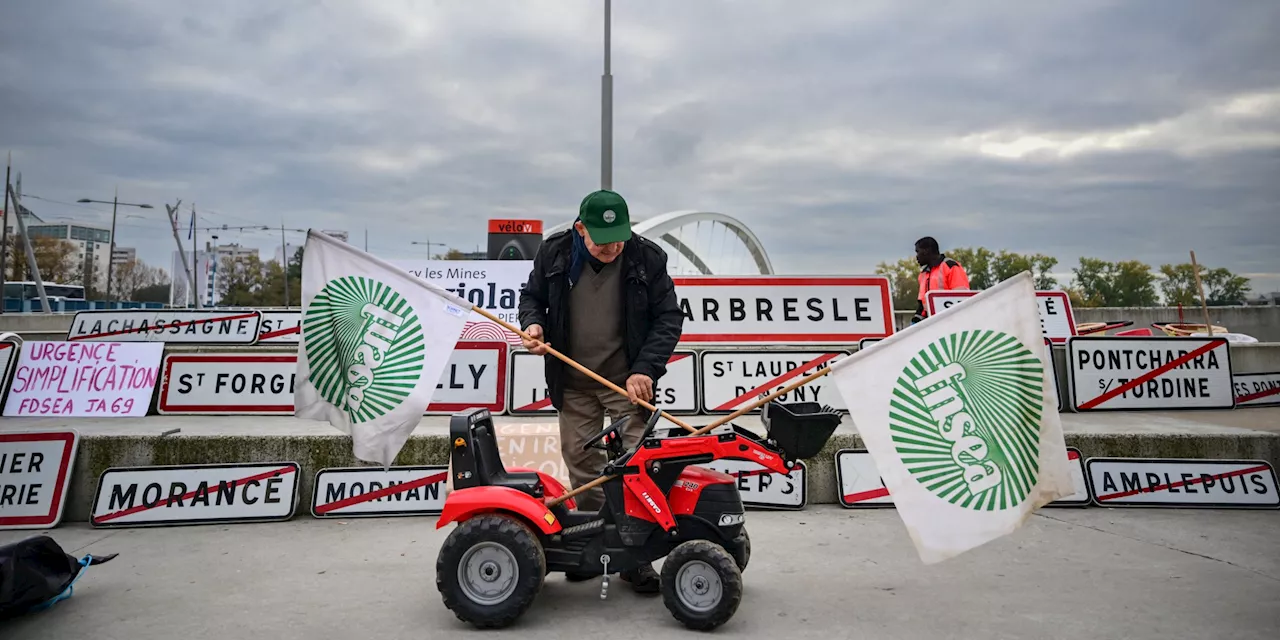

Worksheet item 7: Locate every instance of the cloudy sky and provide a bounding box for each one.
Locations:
[3,0,1278,295]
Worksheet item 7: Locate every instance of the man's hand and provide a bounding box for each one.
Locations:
[522,324,550,355]
[625,373,653,405]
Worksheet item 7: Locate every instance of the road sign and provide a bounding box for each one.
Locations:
[507,351,697,414]
[257,310,301,344]
[0,430,79,529]
[0,338,17,403]
[1044,338,1063,413]
[67,309,263,344]
[699,350,848,414]
[158,353,297,415]
[90,462,301,527]
[1232,372,1280,408]
[699,460,807,510]
[927,290,1077,343]
[1086,458,1278,509]
[3,341,163,417]
[671,276,894,344]
[423,341,508,414]
[311,466,448,518]
[1067,336,1233,411]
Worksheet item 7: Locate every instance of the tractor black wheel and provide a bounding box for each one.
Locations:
[436,514,546,629]
[660,540,743,631]
[731,529,751,571]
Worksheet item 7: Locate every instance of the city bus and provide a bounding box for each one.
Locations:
[2,280,86,301]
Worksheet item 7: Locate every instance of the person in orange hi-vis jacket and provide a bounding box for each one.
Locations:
[913,236,970,323]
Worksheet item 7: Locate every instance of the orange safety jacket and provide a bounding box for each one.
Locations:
[916,257,970,316]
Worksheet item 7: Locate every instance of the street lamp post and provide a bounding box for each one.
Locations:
[79,187,152,299]
[411,239,447,258]
[601,0,612,190]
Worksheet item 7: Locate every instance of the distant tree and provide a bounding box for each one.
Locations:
[1070,257,1158,307]
[1159,262,1251,306]
[875,257,919,310]
[217,255,266,306]
[991,250,1059,290]
[442,248,470,260]
[945,247,995,289]
[5,235,77,284]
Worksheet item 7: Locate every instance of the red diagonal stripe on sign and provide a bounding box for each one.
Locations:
[259,326,300,341]
[515,353,691,412]
[843,487,890,503]
[1096,464,1270,501]
[314,471,448,514]
[714,353,839,411]
[71,312,259,341]
[1236,385,1280,404]
[93,465,297,523]
[1078,340,1223,410]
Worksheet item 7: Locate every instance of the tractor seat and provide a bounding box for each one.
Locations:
[471,423,543,498]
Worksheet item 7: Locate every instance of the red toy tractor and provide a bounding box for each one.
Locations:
[434,402,840,630]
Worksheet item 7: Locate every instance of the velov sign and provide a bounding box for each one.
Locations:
[672,276,894,345]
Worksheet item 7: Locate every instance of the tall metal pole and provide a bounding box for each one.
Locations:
[164,200,197,309]
[281,222,289,307]
[1,153,10,314]
[601,0,613,191]
[10,186,50,312]
[191,203,201,308]
[106,186,118,300]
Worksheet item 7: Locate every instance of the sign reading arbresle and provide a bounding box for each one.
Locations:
[507,350,697,414]
[91,462,301,527]
[67,309,263,344]
[310,466,448,518]
[672,276,894,344]
[1086,458,1278,509]
[0,430,79,530]
[1067,336,1234,411]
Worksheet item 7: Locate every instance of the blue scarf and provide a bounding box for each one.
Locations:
[568,218,589,289]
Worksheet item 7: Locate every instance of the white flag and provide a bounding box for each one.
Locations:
[828,272,1073,564]
[294,230,473,466]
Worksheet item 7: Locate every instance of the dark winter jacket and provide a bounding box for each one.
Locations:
[517,228,684,410]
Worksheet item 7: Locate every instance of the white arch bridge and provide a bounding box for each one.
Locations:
[543,210,773,275]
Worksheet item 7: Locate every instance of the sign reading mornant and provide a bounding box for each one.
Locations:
[700,460,807,510]
[1067,336,1233,411]
[0,430,79,530]
[67,310,263,344]
[671,276,893,344]
[3,341,163,417]
[927,290,1077,343]
[311,466,448,518]
[1086,458,1278,509]
[700,350,848,413]
[91,463,301,527]
[508,351,697,414]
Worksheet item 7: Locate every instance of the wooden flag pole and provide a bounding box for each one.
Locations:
[1189,250,1213,337]
[467,306,696,433]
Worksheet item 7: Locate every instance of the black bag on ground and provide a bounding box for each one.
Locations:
[0,535,117,620]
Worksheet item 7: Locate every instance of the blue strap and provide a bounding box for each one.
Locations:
[29,555,93,612]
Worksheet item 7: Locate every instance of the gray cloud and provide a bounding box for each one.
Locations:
[2,0,1278,296]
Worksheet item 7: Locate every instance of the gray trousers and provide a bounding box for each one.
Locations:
[558,387,645,512]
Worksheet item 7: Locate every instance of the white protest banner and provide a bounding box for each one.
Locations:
[390,259,532,346]
[158,353,298,415]
[3,342,162,417]
[1087,458,1278,509]
[495,423,569,487]
[672,276,894,345]
[700,460,807,510]
[1232,372,1280,408]
[0,430,79,529]
[257,310,302,344]
[1067,336,1233,411]
[827,272,1074,564]
[507,350,697,414]
[700,350,847,414]
[67,309,262,344]
[90,463,301,527]
[294,230,473,466]
[927,290,1077,343]
[424,341,508,414]
[311,466,448,518]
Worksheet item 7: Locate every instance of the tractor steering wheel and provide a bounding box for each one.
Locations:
[583,415,632,452]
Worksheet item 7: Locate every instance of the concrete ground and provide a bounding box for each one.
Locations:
[1,506,1277,639]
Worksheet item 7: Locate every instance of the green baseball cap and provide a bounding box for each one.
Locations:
[578,189,632,244]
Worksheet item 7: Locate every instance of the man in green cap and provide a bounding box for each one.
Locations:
[518,189,684,593]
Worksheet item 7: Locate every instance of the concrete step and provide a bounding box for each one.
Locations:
[6,408,1279,522]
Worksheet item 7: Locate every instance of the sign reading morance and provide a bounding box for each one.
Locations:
[699,460,807,510]
[91,463,301,527]
[0,430,79,530]
[67,309,263,344]
[157,342,507,415]
[1067,336,1233,411]
[1086,458,1278,509]
[671,276,894,344]
[2,341,162,417]
[927,290,1077,343]
[507,351,697,414]
[700,350,848,414]
[311,466,448,518]
[1232,372,1280,408]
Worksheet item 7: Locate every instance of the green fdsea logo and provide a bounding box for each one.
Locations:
[888,330,1044,510]
[303,276,425,423]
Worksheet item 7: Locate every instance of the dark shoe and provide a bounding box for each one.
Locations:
[564,571,596,582]
[621,563,660,595]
